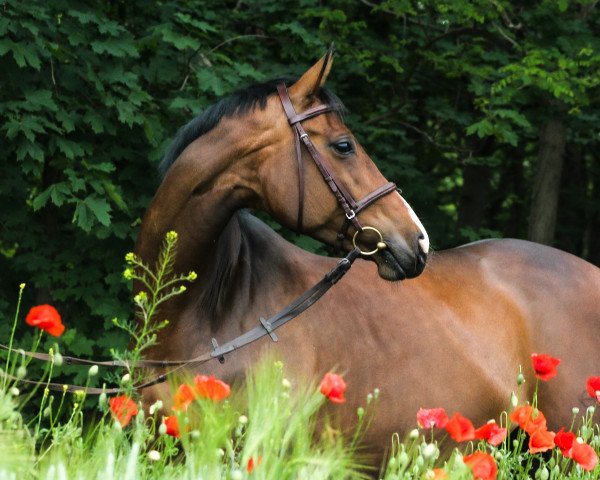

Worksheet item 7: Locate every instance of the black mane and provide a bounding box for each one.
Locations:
[159,78,345,177]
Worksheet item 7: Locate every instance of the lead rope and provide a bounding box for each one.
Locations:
[0,248,362,395]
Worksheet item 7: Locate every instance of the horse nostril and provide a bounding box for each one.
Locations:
[418,232,425,240]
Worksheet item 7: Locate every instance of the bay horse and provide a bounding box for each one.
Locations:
[135,49,600,458]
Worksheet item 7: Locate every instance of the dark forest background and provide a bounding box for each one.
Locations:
[1,0,599,384]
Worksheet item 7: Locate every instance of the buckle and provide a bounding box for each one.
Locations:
[345,210,356,220]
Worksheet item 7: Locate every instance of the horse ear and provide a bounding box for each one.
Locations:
[288,45,335,108]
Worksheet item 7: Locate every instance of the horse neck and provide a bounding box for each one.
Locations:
[135,122,258,275]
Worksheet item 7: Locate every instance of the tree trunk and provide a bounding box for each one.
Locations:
[527,119,566,245]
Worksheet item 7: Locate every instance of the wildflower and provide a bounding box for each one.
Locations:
[570,440,599,471]
[109,395,138,427]
[528,428,555,454]
[509,405,547,435]
[463,451,497,480]
[247,456,262,474]
[164,415,180,438]
[445,413,475,442]
[474,420,507,446]
[173,383,196,411]
[586,377,600,402]
[319,372,346,404]
[25,304,65,337]
[194,375,231,401]
[554,428,575,456]
[417,408,448,429]
[531,353,560,381]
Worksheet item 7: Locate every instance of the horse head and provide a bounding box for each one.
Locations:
[253,49,429,280]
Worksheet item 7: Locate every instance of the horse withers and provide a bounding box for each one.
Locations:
[135,48,600,459]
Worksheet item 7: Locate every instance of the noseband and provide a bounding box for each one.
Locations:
[276,83,397,251]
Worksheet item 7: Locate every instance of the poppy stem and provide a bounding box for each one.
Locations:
[3,283,25,391]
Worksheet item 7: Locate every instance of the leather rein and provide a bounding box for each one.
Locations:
[2,83,397,395]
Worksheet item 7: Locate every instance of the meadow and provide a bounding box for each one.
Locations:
[1,234,598,480]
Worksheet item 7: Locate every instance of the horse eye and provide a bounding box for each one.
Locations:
[332,140,354,156]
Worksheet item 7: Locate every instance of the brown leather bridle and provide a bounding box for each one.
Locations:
[276,83,397,244]
[1,84,399,395]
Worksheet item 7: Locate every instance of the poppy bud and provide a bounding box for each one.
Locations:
[511,392,518,408]
[121,373,131,384]
[231,471,243,480]
[148,450,160,462]
[88,365,99,377]
[357,407,365,419]
[113,420,122,432]
[43,407,51,418]
[10,387,19,397]
[572,407,580,415]
[517,373,525,385]
[149,400,163,415]
[238,415,248,425]
[409,428,419,439]
[422,443,437,460]
[16,365,27,379]
[158,422,167,435]
[398,451,409,466]
[54,353,63,367]
[539,466,549,480]
[99,393,107,407]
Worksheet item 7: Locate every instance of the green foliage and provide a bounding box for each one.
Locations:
[1,0,599,387]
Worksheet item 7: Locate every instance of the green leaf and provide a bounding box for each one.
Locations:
[84,196,112,226]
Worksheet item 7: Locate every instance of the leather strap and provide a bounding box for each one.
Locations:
[1,249,361,395]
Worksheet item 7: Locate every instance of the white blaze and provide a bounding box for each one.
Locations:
[399,193,429,254]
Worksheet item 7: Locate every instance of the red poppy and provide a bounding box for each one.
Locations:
[194,375,231,401]
[431,468,447,479]
[509,405,547,435]
[109,395,138,427]
[474,421,507,446]
[173,383,196,411]
[164,415,180,438]
[25,304,65,337]
[463,451,497,480]
[528,428,555,454]
[445,413,475,442]
[554,428,575,457]
[586,376,600,402]
[319,373,347,404]
[531,353,560,381]
[247,456,262,473]
[417,408,449,429]
[570,441,599,471]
